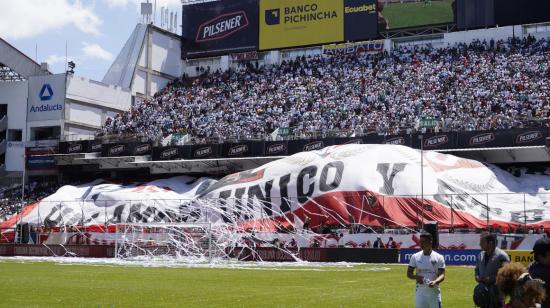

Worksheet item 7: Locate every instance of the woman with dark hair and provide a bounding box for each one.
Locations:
[496,262,546,308]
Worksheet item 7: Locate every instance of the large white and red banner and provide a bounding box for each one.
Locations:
[2,144,550,231]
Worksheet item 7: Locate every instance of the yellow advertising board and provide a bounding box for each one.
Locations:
[505,250,534,267]
[260,0,344,50]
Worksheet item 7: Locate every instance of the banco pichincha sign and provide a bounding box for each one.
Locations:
[27,74,66,122]
[259,0,378,50]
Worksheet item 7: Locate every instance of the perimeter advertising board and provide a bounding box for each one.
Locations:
[26,146,57,171]
[322,39,384,55]
[181,0,259,59]
[400,249,480,266]
[506,250,533,267]
[343,0,379,41]
[260,0,377,50]
[27,74,66,122]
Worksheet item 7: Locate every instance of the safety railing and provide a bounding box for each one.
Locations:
[63,116,550,147]
[2,192,548,233]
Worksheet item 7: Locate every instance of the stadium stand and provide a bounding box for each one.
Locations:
[0,179,59,221]
[101,36,550,143]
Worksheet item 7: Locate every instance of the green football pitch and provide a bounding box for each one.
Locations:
[382,0,455,29]
[0,259,476,307]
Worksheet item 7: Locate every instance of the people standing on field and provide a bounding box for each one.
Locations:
[474,233,510,308]
[387,236,398,249]
[406,232,446,308]
[528,237,550,308]
[373,236,385,248]
[496,262,546,308]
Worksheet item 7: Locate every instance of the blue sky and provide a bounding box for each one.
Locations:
[0,0,181,81]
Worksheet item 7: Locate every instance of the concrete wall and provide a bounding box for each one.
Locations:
[443,25,519,45]
[131,26,181,97]
[524,23,550,40]
[184,56,224,77]
[0,81,28,172]
[66,76,131,111]
[151,30,181,77]
[64,75,132,139]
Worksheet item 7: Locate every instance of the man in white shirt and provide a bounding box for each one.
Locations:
[407,232,446,308]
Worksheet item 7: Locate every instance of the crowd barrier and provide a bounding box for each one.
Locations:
[400,249,481,266]
[506,250,534,267]
[58,128,550,158]
[227,247,400,262]
[0,243,535,266]
[0,244,114,258]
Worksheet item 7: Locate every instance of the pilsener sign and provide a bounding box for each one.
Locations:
[181,0,259,59]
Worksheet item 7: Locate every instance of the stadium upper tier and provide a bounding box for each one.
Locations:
[101,36,549,143]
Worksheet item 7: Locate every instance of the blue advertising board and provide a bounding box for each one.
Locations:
[400,249,480,266]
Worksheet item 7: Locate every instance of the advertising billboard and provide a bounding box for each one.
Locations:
[494,0,550,27]
[260,0,377,50]
[322,39,384,55]
[27,74,66,122]
[400,249,480,266]
[181,0,259,59]
[26,147,57,171]
[379,0,456,30]
[260,0,343,50]
[505,250,534,267]
[343,0,379,41]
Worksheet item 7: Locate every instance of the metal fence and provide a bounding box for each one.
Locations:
[59,116,550,146]
[2,192,548,232]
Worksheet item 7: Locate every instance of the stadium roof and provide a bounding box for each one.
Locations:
[54,153,284,175]
[102,24,147,89]
[0,37,49,81]
[51,145,550,176]
[128,156,285,175]
[439,146,550,164]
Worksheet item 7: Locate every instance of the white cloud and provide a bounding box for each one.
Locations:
[0,0,102,39]
[159,0,182,8]
[81,42,113,61]
[103,0,180,10]
[45,54,67,65]
[103,0,130,9]
[45,54,77,65]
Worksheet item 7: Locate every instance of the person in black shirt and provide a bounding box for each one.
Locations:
[528,237,550,308]
[373,236,385,248]
[474,233,509,308]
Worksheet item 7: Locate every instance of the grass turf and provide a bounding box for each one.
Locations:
[382,0,454,29]
[0,260,476,307]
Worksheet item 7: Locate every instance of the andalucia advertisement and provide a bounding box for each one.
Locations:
[27,73,66,122]
[260,0,377,50]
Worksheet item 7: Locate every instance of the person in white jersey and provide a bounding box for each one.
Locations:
[407,232,446,308]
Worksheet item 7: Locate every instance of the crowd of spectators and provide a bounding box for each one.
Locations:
[101,36,550,142]
[0,179,59,222]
